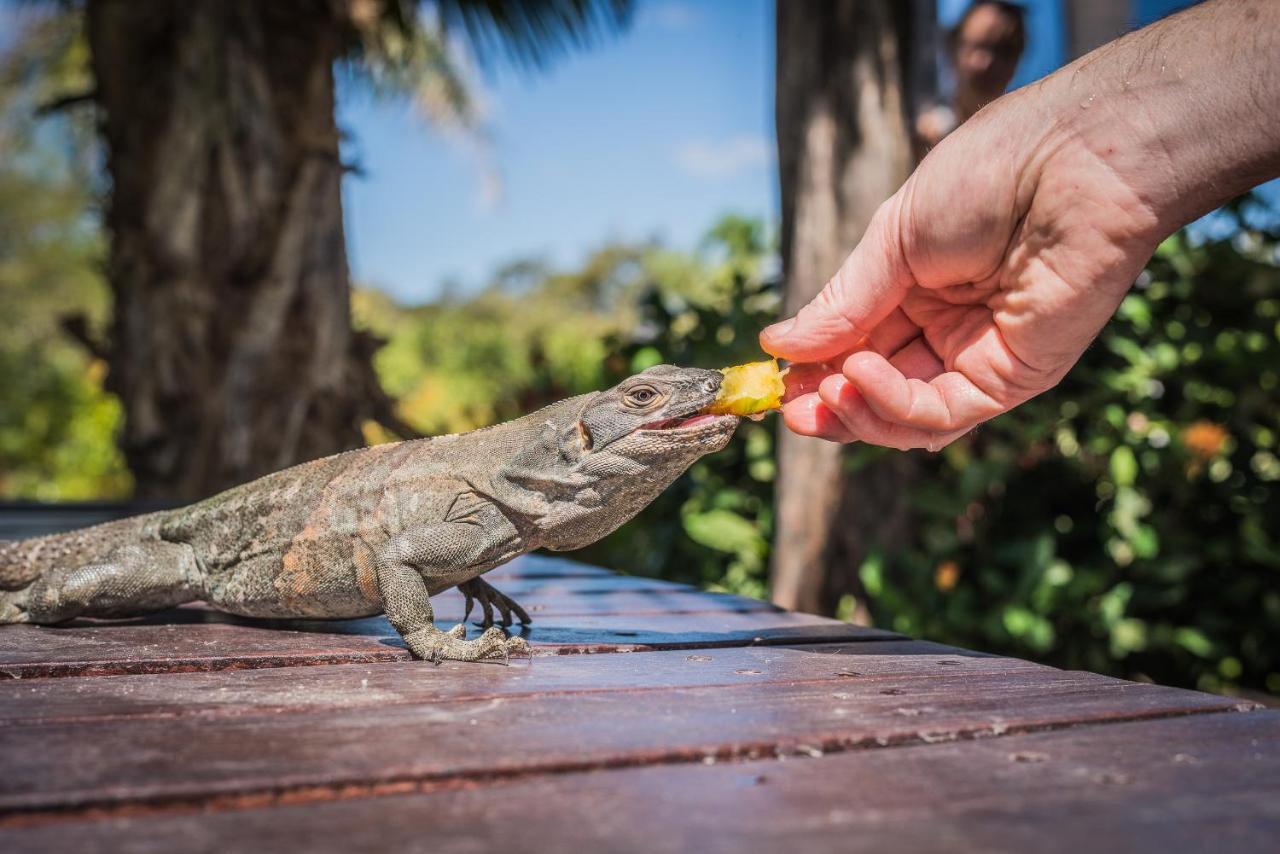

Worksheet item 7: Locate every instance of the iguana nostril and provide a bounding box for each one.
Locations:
[703,378,719,394]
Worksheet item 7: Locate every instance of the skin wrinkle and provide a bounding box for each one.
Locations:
[818,373,968,451]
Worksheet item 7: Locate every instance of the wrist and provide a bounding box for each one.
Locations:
[1040,0,1280,242]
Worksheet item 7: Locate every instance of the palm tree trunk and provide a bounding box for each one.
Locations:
[87,0,382,500]
[772,0,921,616]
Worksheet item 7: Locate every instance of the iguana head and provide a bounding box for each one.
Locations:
[501,365,740,549]
[574,364,739,465]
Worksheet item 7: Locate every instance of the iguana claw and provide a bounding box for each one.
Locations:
[404,624,531,665]
[458,577,532,629]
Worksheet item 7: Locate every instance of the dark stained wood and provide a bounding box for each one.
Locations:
[0,657,1246,815]
[0,641,1046,726]
[8,711,1273,854]
[0,555,902,678]
[0,608,900,679]
[0,531,1274,850]
[0,619,408,679]
[431,579,782,620]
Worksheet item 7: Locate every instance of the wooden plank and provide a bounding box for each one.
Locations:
[6,711,1272,853]
[0,553,841,678]
[0,606,898,679]
[0,619,407,679]
[430,581,781,621]
[0,641,1049,726]
[0,652,1246,815]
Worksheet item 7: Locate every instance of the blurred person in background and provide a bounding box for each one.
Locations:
[916,0,1027,151]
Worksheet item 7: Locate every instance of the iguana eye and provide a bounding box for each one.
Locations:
[625,385,660,407]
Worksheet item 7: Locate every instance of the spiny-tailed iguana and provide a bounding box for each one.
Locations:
[0,366,738,662]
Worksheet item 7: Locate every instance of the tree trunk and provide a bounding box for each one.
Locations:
[87,0,388,501]
[772,1,921,616]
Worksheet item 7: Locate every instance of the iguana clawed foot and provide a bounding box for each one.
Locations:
[403,623,531,664]
[0,592,28,624]
[458,577,532,628]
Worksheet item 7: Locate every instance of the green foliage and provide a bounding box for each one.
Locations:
[571,217,779,595]
[354,243,649,438]
[858,211,1280,698]
[0,11,129,500]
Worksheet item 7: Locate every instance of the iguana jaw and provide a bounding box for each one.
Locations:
[573,364,738,457]
[637,413,734,432]
[624,412,739,450]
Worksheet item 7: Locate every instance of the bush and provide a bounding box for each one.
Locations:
[575,205,1280,700]
[856,208,1280,698]
[571,217,780,598]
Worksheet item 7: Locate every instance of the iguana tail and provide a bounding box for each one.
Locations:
[0,515,163,591]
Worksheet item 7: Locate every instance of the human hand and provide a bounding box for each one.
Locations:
[762,86,1164,450]
[762,0,1280,451]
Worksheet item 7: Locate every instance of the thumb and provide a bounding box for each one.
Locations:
[760,195,914,363]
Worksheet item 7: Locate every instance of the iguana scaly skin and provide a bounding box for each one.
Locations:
[0,366,738,662]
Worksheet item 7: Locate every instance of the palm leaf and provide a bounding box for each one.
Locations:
[430,0,633,69]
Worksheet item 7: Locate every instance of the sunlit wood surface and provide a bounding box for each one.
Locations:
[0,508,1275,852]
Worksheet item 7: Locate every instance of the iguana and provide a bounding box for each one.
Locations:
[0,366,738,662]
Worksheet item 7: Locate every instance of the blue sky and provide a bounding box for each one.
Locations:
[341,0,1209,303]
[339,1,774,302]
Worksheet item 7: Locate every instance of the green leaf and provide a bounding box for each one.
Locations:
[681,509,763,556]
[1110,446,1138,487]
[630,346,663,373]
[859,551,885,597]
[1002,606,1056,652]
[1174,628,1214,658]
[1110,618,1148,657]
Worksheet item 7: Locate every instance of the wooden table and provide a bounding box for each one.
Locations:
[0,551,1276,852]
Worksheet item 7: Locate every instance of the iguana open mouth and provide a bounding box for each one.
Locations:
[639,413,731,431]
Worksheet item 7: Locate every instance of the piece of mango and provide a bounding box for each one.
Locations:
[702,359,786,417]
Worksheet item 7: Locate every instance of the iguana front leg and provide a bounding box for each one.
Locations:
[459,577,532,628]
[372,502,530,663]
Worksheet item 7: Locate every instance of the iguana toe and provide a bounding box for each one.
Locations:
[504,635,532,659]
[0,592,29,624]
[403,624,521,664]
[458,577,532,629]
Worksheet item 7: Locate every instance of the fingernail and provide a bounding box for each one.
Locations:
[765,317,797,338]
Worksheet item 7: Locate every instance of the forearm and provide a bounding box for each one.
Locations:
[1040,0,1280,239]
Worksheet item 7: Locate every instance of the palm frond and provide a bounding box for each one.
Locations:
[346,8,479,130]
[430,0,633,70]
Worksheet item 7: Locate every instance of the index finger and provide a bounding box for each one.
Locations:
[760,197,914,362]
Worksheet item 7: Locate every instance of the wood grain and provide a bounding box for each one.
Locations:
[6,711,1271,853]
[0,556,897,678]
[0,652,1245,815]
[0,641,1045,725]
[0,608,899,679]
[2,534,1273,852]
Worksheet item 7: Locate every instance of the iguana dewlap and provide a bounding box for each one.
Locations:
[0,366,739,663]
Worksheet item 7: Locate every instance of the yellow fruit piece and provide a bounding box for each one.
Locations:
[702,359,786,417]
